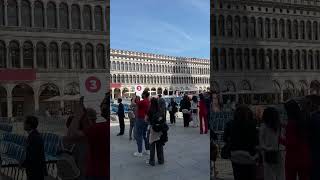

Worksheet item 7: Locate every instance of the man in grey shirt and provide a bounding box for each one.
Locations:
[158,94,167,123]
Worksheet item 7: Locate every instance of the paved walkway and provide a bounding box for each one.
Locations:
[110,116,209,180]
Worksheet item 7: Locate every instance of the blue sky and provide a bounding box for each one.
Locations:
[110,0,210,59]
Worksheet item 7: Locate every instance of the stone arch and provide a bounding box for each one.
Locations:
[34,0,44,27]
[12,83,34,117]
[23,41,33,68]
[49,42,59,69]
[298,80,308,96]
[83,5,92,30]
[9,40,20,68]
[47,1,57,28]
[7,0,18,26]
[94,5,103,31]
[36,42,47,68]
[71,4,81,29]
[21,0,31,27]
[61,42,71,69]
[0,85,7,117]
[283,80,295,101]
[59,2,69,29]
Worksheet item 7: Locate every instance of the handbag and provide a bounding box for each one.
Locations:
[56,142,80,180]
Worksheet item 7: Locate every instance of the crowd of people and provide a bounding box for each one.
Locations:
[210,94,320,180]
[2,94,110,180]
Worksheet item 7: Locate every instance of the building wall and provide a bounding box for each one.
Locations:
[211,0,320,104]
[110,49,210,99]
[0,0,109,117]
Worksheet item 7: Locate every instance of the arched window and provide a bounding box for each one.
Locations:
[9,41,20,68]
[281,50,287,69]
[49,42,58,69]
[71,5,81,29]
[272,19,278,38]
[309,50,314,70]
[23,41,33,68]
[266,50,272,69]
[83,5,92,30]
[258,18,263,38]
[0,41,6,68]
[288,50,293,69]
[85,44,94,69]
[59,3,69,29]
[250,17,256,38]
[61,43,71,69]
[34,1,44,27]
[295,50,300,70]
[236,49,242,70]
[307,21,312,40]
[73,43,82,69]
[252,49,258,69]
[313,21,318,40]
[226,16,233,37]
[300,21,305,39]
[36,42,46,68]
[265,18,271,38]
[0,0,4,26]
[94,6,103,31]
[293,20,298,39]
[21,0,31,27]
[235,16,241,37]
[274,50,279,69]
[287,20,292,39]
[47,2,57,28]
[280,19,285,39]
[7,0,18,26]
[96,44,105,69]
[218,15,225,36]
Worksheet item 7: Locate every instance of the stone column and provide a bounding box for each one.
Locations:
[120,88,123,97]
[4,1,7,26]
[280,89,284,103]
[33,45,37,68]
[34,94,39,112]
[68,4,72,30]
[91,6,95,30]
[31,1,35,27]
[20,47,23,68]
[56,5,60,29]
[82,45,86,69]
[7,96,12,118]
[44,2,47,28]
[80,5,83,30]
[18,0,21,27]
[70,47,75,69]
[6,42,10,68]
[46,46,50,69]
[94,45,98,69]
[103,6,107,32]
[59,43,63,69]
[111,88,115,99]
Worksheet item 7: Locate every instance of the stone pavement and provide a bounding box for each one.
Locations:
[110,115,210,180]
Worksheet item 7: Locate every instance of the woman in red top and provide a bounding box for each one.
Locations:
[283,100,311,180]
[199,94,208,134]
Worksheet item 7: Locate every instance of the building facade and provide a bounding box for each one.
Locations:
[0,0,109,117]
[110,49,210,99]
[211,0,320,104]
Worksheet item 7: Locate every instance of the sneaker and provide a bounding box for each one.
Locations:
[133,152,143,157]
[143,150,150,155]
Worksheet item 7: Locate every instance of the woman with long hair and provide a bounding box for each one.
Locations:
[147,97,165,166]
[284,99,311,180]
[260,107,284,180]
[229,105,258,180]
[191,96,199,128]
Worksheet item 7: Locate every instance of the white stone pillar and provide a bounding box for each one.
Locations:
[56,5,60,29]
[80,5,83,30]
[59,43,63,69]
[70,47,75,69]
[6,42,10,68]
[112,88,115,99]
[46,46,50,69]
[94,45,98,69]
[120,88,123,97]
[44,2,48,28]
[68,4,72,30]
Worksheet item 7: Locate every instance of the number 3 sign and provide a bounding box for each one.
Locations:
[85,76,101,93]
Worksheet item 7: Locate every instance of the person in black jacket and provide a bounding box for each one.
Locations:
[22,116,47,180]
[117,98,125,136]
[180,95,191,127]
[168,98,178,124]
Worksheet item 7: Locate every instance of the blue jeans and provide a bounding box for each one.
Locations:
[135,119,150,153]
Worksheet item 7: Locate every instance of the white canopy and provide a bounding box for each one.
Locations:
[43,94,81,101]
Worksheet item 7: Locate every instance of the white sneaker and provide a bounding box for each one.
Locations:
[143,150,150,155]
[133,152,143,157]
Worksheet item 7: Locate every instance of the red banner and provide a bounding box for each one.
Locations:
[111,83,121,89]
[0,69,36,81]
